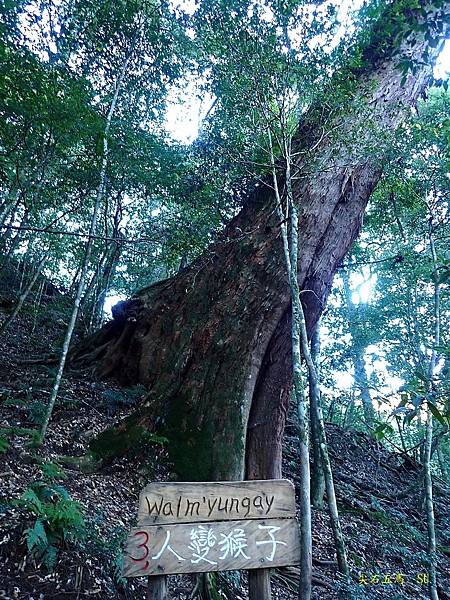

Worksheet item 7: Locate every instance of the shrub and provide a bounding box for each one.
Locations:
[85,519,129,587]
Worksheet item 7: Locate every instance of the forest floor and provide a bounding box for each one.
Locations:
[0,279,449,600]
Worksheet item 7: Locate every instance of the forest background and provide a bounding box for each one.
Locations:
[0,0,450,599]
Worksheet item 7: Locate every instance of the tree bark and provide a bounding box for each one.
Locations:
[90,234,123,330]
[308,324,349,579]
[1,207,29,270]
[0,186,20,232]
[437,442,449,483]
[72,2,449,482]
[266,115,313,600]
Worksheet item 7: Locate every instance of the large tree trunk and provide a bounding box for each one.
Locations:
[72,2,448,481]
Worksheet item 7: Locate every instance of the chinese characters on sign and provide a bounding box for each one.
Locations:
[124,519,298,577]
[123,480,300,578]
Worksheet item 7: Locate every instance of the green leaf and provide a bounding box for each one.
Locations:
[404,409,419,427]
[19,488,43,514]
[427,401,447,426]
[373,423,391,440]
[43,544,58,570]
[40,462,67,482]
[0,434,9,454]
[25,519,48,553]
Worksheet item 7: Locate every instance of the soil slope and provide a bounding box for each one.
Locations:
[0,284,449,600]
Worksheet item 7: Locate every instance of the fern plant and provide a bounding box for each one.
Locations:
[27,399,47,425]
[40,461,67,481]
[16,480,85,569]
[80,515,129,587]
[0,431,9,454]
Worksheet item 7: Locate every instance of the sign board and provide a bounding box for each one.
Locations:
[137,479,296,524]
[123,479,299,578]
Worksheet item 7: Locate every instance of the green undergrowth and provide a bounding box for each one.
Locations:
[14,479,86,570]
[1,379,80,430]
[101,385,146,415]
[4,464,131,590]
[342,504,425,538]
[0,425,41,449]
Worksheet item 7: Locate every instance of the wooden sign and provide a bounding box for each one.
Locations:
[123,479,299,578]
[123,518,300,577]
[137,479,296,525]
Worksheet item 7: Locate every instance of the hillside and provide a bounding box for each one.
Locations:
[0,280,449,600]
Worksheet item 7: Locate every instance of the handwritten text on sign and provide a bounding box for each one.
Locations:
[124,480,299,577]
[137,480,296,525]
[123,518,300,577]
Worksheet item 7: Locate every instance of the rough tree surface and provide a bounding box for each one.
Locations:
[72,2,449,482]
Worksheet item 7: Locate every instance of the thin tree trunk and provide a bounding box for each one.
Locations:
[342,272,375,428]
[326,399,336,424]
[68,261,82,297]
[91,238,122,330]
[436,443,448,483]
[423,229,440,600]
[307,323,349,580]
[341,393,356,429]
[1,207,30,269]
[40,42,136,441]
[354,353,375,427]
[424,411,438,600]
[0,187,20,231]
[31,278,45,335]
[289,202,313,600]
[90,197,124,329]
[395,415,408,455]
[79,250,108,329]
[321,436,349,580]
[268,125,312,600]
[18,256,26,294]
[0,253,48,336]
[309,326,325,509]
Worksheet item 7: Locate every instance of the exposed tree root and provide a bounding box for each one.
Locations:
[56,452,103,474]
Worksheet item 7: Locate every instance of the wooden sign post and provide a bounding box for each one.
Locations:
[123,479,299,599]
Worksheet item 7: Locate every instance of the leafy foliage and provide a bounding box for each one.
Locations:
[40,461,68,481]
[16,481,85,569]
[0,0,449,593]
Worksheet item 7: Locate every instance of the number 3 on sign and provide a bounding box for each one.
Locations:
[129,530,150,570]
